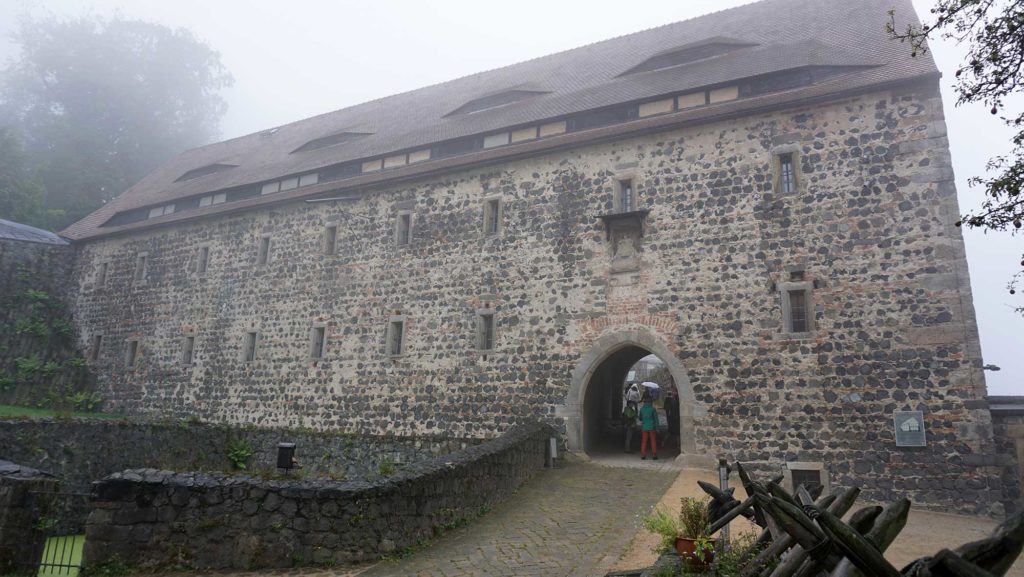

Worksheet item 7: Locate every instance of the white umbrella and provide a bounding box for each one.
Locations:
[641,381,661,400]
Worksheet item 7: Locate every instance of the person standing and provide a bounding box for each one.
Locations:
[663,389,679,449]
[639,391,659,460]
[622,383,640,453]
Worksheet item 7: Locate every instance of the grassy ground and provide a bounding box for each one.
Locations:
[38,534,84,577]
[0,404,121,419]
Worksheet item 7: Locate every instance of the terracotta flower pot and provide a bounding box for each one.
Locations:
[674,536,715,570]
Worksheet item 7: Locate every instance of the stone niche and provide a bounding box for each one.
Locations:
[598,209,650,275]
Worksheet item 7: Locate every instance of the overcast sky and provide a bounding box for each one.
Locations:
[1,0,1021,395]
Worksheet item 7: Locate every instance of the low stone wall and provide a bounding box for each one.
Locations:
[0,460,58,573]
[83,421,553,570]
[0,418,478,501]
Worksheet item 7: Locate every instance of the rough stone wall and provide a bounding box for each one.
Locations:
[0,418,478,498]
[0,238,92,407]
[83,422,552,570]
[71,79,999,513]
[0,460,58,573]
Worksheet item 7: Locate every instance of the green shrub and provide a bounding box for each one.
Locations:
[52,318,75,338]
[14,317,48,337]
[714,531,767,577]
[66,391,102,412]
[14,355,42,379]
[64,357,87,369]
[643,507,683,554]
[378,457,396,476]
[41,361,62,378]
[226,438,254,470]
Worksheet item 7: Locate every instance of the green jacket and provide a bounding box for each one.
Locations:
[639,402,659,431]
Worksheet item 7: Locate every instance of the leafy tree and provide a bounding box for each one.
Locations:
[0,126,62,228]
[887,2,1024,310]
[0,15,233,228]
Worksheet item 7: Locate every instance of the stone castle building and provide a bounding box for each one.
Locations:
[59,0,1007,512]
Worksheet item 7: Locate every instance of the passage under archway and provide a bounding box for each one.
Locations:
[581,347,681,457]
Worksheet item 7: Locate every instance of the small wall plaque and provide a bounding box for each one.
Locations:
[894,410,927,447]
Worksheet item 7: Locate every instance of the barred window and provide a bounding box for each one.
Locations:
[778,153,796,193]
[619,179,634,212]
[788,290,808,333]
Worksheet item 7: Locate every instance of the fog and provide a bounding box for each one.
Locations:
[1,0,1020,394]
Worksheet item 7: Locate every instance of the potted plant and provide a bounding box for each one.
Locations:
[642,496,716,570]
[676,496,715,569]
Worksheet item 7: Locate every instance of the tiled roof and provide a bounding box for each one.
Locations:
[63,0,935,241]
[0,219,68,245]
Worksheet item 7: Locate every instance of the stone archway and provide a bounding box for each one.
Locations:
[559,328,713,468]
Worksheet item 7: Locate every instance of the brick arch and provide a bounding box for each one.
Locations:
[560,328,712,467]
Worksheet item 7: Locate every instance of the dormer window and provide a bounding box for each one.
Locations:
[175,163,237,182]
[619,38,757,76]
[292,132,372,153]
[446,89,550,116]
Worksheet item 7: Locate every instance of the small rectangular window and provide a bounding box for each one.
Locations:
[261,182,280,195]
[778,153,796,193]
[619,179,634,212]
[257,236,271,265]
[310,326,326,359]
[298,173,319,187]
[133,253,148,283]
[478,312,495,351]
[484,199,501,235]
[791,469,822,492]
[181,336,195,366]
[788,289,808,333]
[125,339,139,368]
[89,335,103,362]
[388,319,404,356]
[324,225,338,255]
[280,177,299,191]
[196,246,210,274]
[96,262,108,287]
[396,213,412,246]
[147,204,174,219]
[243,331,259,362]
[789,270,805,282]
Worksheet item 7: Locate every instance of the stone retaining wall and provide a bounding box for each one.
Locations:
[83,422,553,570]
[0,417,478,500]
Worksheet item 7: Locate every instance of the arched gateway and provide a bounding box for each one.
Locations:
[559,328,714,468]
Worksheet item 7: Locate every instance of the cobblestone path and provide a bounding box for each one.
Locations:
[358,459,675,577]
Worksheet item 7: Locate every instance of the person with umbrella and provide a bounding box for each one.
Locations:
[639,389,659,460]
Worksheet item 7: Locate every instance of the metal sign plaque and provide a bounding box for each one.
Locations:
[894,410,927,447]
